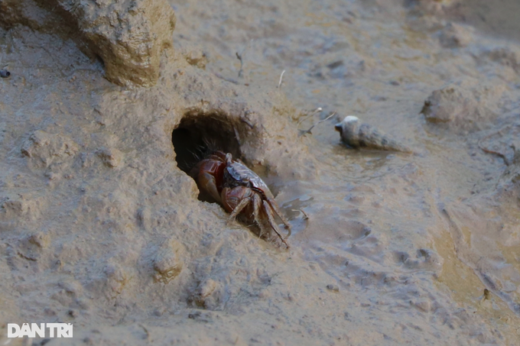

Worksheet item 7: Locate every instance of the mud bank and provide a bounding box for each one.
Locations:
[1,0,520,345]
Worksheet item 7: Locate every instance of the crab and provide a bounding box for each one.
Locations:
[193,151,291,247]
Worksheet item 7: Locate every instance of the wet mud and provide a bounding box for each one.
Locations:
[1,0,520,345]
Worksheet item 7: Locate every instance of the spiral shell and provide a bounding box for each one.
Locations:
[335,116,411,152]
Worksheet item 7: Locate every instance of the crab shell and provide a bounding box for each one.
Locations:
[335,115,411,152]
[223,154,275,200]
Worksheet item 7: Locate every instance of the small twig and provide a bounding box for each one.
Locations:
[296,107,323,128]
[477,129,510,165]
[139,324,149,340]
[510,143,519,165]
[213,72,239,85]
[261,123,270,136]
[236,52,244,78]
[277,70,286,88]
[299,112,336,136]
[17,251,37,261]
[293,209,309,221]
[478,142,509,165]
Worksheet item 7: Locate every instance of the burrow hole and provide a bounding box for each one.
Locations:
[172,110,251,200]
[172,110,295,239]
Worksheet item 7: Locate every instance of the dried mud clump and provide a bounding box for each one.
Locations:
[420,85,502,132]
[21,130,79,169]
[439,23,474,48]
[484,47,520,74]
[96,147,123,168]
[55,0,176,87]
[190,278,222,309]
[153,240,184,284]
[182,48,208,69]
[103,262,130,298]
[0,0,176,87]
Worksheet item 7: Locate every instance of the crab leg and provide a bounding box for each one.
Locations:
[226,197,251,225]
[263,201,290,248]
[251,193,265,238]
[267,200,292,237]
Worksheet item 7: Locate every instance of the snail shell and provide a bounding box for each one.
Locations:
[0,69,10,78]
[334,115,411,152]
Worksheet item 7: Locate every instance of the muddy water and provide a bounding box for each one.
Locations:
[175,0,520,342]
[1,0,520,345]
